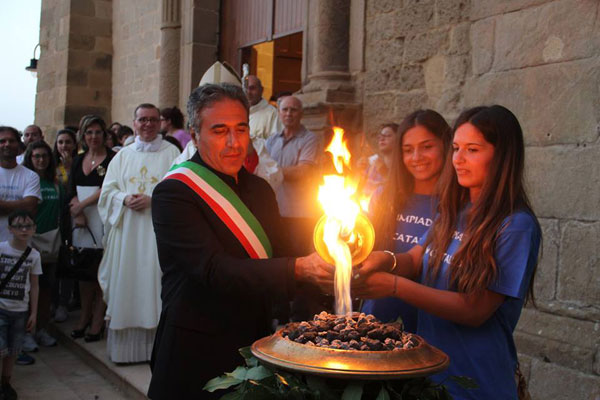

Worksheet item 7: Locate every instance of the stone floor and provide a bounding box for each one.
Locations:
[48,311,151,399]
[12,344,128,400]
[11,311,152,399]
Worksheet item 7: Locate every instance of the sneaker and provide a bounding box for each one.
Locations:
[15,351,35,365]
[35,328,57,347]
[54,305,68,323]
[2,382,17,400]
[21,333,38,352]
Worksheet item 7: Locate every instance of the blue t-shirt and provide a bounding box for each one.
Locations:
[417,208,541,400]
[362,193,437,331]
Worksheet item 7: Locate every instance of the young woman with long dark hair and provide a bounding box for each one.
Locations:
[362,110,451,332]
[23,140,61,347]
[355,105,541,399]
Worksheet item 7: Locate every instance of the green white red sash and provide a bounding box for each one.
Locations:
[163,161,273,259]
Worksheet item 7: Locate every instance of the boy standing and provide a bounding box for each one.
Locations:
[0,210,41,400]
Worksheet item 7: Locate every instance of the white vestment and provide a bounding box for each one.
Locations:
[98,139,179,362]
[249,98,281,141]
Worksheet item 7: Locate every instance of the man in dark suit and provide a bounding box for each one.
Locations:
[148,83,332,399]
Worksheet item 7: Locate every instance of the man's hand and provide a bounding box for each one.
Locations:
[26,314,36,333]
[352,271,395,299]
[124,194,151,211]
[294,252,336,294]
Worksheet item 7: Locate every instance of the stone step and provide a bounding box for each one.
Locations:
[48,312,151,400]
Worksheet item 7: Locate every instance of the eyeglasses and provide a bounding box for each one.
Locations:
[136,117,159,124]
[32,154,49,159]
[85,129,104,136]
[10,224,35,231]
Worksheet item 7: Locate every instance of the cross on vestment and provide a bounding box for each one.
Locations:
[129,166,159,194]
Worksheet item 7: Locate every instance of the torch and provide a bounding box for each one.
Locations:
[313,127,375,316]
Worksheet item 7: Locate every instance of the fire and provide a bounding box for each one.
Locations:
[317,127,362,316]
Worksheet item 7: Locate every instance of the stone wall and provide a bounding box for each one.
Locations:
[361,0,600,398]
[36,0,113,142]
[35,0,71,140]
[111,0,161,125]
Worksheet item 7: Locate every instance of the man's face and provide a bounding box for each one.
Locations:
[279,96,303,131]
[23,126,42,145]
[245,76,263,106]
[133,107,160,142]
[0,131,20,161]
[194,99,250,179]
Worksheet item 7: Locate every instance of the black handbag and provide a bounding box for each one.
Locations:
[57,226,103,281]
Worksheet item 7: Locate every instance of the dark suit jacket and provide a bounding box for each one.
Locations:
[148,153,296,399]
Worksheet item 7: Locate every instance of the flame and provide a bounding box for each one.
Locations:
[318,127,361,316]
[326,127,351,174]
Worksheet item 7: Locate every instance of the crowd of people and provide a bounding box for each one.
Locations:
[0,61,540,400]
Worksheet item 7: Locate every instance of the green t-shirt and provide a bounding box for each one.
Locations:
[36,179,61,234]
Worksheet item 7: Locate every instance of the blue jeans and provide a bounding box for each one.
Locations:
[0,308,28,357]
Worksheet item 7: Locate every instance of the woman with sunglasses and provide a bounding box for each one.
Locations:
[354,106,541,399]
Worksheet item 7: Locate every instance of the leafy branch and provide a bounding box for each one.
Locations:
[203,347,477,399]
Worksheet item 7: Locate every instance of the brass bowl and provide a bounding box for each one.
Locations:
[251,329,449,380]
[313,213,375,267]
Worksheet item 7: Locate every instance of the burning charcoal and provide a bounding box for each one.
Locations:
[302,331,317,341]
[315,311,329,321]
[320,338,330,346]
[318,331,328,337]
[326,330,340,341]
[365,338,384,351]
[334,316,347,325]
[330,339,343,349]
[348,340,360,349]
[366,328,386,341]
[298,321,311,333]
[360,344,369,351]
[306,341,315,346]
[287,330,301,341]
[333,323,346,332]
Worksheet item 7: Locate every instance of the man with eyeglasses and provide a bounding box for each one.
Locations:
[97,103,179,363]
[0,126,41,243]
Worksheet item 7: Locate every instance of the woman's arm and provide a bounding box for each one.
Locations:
[355,245,423,281]
[353,272,505,327]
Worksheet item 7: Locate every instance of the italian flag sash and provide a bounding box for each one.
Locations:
[163,161,273,259]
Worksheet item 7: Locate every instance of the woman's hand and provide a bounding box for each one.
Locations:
[352,271,396,299]
[69,196,83,216]
[295,252,336,294]
[73,213,87,227]
[354,251,395,279]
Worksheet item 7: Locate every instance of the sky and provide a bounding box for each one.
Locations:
[0,1,42,131]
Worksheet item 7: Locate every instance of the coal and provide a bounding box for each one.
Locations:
[281,311,418,352]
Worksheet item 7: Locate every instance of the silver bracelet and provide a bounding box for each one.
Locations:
[383,250,397,272]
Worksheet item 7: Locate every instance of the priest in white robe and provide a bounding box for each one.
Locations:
[98,103,180,363]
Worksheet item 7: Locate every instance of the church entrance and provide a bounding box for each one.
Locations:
[241,32,302,104]
[220,0,305,96]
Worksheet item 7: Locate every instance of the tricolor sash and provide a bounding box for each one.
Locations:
[163,161,273,259]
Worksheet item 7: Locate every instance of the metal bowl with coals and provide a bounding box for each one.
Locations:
[251,313,449,380]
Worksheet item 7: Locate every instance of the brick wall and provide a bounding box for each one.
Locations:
[362,1,600,398]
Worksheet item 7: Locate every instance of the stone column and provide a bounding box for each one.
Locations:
[310,0,351,82]
[159,0,181,108]
[298,0,360,144]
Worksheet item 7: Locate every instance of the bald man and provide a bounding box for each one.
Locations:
[245,75,281,141]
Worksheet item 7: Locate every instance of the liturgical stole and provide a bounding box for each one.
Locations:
[163,161,273,259]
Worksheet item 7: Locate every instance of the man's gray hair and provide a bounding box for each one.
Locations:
[187,83,249,131]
